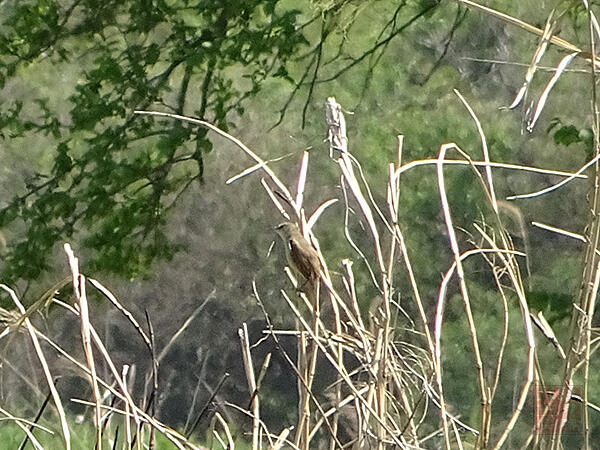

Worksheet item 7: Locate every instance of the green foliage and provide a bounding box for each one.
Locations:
[548,117,594,153]
[0,0,308,282]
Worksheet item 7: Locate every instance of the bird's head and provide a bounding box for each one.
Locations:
[275,222,297,240]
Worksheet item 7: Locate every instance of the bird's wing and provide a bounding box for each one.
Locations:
[288,238,320,280]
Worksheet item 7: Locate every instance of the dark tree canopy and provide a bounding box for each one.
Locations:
[0,0,308,281]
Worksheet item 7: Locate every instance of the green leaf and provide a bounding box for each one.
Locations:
[552,125,580,146]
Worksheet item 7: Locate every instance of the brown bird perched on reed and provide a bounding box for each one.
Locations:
[275,222,322,288]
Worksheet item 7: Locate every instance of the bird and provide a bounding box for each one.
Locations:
[275,222,322,288]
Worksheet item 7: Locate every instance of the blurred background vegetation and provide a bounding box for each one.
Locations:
[0,0,598,446]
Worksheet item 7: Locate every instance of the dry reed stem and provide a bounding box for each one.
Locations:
[545,3,600,448]
[327,97,398,450]
[281,291,404,447]
[387,136,434,447]
[308,385,370,440]
[0,284,72,450]
[254,285,342,448]
[473,224,535,450]
[238,324,260,450]
[155,292,213,364]
[226,153,292,185]
[449,90,532,441]
[67,283,184,446]
[88,278,151,348]
[272,426,294,450]
[133,110,298,213]
[0,407,54,435]
[44,280,148,442]
[509,11,557,111]
[260,178,290,220]
[507,149,600,199]
[21,296,200,449]
[531,221,586,242]
[64,244,103,449]
[306,199,338,232]
[340,176,381,290]
[79,312,142,430]
[122,366,132,446]
[396,158,587,179]
[455,0,582,54]
[144,312,158,450]
[436,143,486,447]
[582,6,600,449]
[88,276,162,448]
[295,151,309,211]
[454,90,498,213]
[487,258,510,401]
[528,52,579,131]
[433,247,519,447]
